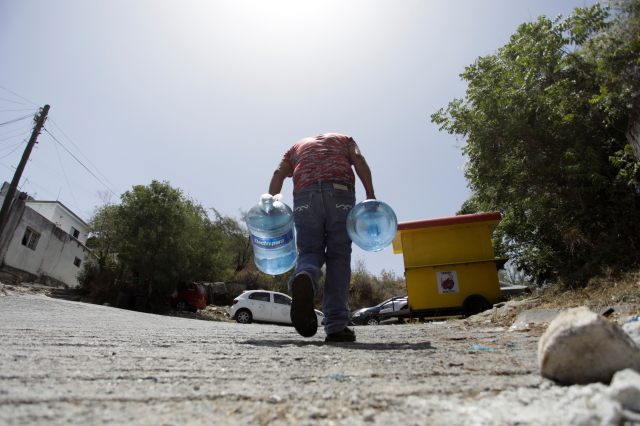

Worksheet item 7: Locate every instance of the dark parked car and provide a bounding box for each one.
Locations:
[170,282,206,311]
[349,296,408,326]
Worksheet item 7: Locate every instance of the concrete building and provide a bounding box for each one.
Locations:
[0,182,94,288]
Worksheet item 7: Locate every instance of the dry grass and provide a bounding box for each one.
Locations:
[527,269,639,311]
[488,269,640,327]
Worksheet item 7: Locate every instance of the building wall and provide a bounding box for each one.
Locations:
[2,205,91,288]
[26,201,88,244]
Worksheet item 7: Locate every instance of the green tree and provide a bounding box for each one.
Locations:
[211,208,253,279]
[433,2,640,286]
[114,180,230,295]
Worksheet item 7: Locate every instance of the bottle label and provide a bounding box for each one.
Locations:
[250,229,293,250]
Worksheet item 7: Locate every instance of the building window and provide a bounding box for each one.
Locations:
[21,228,40,251]
[70,226,80,239]
[73,257,82,267]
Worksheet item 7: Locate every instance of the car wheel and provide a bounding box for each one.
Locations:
[176,299,189,311]
[463,294,491,317]
[399,304,407,310]
[365,317,379,326]
[236,309,252,324]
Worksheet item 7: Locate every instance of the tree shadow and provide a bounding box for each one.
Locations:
[237,339,435,350]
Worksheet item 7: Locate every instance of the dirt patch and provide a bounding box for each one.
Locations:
[1,282,235,323]
[165,305,234,323]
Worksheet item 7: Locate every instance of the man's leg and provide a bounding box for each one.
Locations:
[322,188,356,341]
[288,189,325,337]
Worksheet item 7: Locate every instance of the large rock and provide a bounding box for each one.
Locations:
[538,307,640,384]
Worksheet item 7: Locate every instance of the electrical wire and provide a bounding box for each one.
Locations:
[0,109,38,113]
[42,127,119,197]
[0,97,33,107]
[0,114,34,127]
[0,161,85,212]
[28,157,101,200]
[0,141,25,160]
[0,141,25,152]
[51,126,80,212]
[0,123,32,137]
[0,132,29,143]
[49,119,121,195]
[0,86,39,107]
[21,178,88,220]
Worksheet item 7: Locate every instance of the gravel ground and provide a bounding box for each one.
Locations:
[0,289,637,425]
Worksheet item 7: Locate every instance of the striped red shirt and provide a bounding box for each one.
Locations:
[282,133,358,196]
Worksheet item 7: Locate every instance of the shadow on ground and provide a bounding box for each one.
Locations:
[238,339,435,350]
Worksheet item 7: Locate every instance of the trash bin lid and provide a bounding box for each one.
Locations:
[397,212,502,232]
[392,212,502,255]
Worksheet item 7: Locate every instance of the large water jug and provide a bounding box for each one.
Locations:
[247,194,297,275]
[347,200,398,252]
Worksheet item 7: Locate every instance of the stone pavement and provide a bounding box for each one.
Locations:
[0,290,636,425]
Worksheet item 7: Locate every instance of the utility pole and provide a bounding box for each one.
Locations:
[0,105,50,234]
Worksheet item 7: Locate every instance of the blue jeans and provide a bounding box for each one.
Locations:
[288,182,355,334]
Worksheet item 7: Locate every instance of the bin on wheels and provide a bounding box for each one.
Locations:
[391,212,508,320]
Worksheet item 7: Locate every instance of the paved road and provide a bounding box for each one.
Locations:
[0,290,621,425]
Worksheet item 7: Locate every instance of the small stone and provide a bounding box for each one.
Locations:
[538,307,640,384]
[607,368,640,412]
[269,394,283,404]
[363,410,375,422]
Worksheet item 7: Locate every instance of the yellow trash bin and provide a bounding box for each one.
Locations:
[392,212,507,318]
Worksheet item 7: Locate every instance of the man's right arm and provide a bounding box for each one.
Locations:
[268,161,293,196]
[349,145,376,200]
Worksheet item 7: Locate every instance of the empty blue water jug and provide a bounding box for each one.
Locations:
[347,200,398,252]
[247,194,297,275]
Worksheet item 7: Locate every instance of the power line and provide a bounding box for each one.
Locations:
[0,97,33,107]
[0,86,39,107]
[49,119,121,195]
[0,141,25,160]
[0,141,25,152]
[0,109,39,113]
[29,157,101,199]
[0,123,32,137]
[0,114,34,127]
[0,132,29,143]
[42,127,120,197]
[21,179,89,220]
[51,125,80,211]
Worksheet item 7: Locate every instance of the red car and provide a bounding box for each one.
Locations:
[170,282,206,311]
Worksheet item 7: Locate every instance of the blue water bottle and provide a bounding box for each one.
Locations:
[347,200,398,252]
[247,194,297,275]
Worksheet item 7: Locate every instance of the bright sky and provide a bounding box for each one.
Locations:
[1,0,596,277]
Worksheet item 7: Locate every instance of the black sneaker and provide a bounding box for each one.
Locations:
[291,273,318,338]
[325,327,356,342]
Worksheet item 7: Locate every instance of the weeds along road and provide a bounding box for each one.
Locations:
[1,291,550,425]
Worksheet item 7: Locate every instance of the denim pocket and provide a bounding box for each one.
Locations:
[330,192,355,222]
[293,193,313,223]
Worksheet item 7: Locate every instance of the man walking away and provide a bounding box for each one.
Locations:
[268,133,376,342]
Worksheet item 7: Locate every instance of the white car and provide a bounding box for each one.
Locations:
[379,296,408,316]
[499,281,532,298]
[230,290,324,326]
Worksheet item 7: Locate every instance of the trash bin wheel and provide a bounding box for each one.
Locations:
[463,294,491,317]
